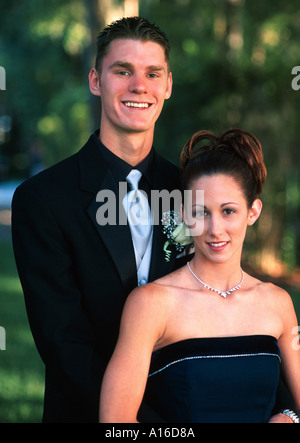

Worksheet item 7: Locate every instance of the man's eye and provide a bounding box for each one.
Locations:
[117,71,130,76]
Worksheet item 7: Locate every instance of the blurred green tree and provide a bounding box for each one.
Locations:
[0,0,299,271]
[0,0,95,175]
[140,0,300,272]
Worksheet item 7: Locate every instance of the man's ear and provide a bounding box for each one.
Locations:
[89,68,101,97]
[248,199,262,226]
[165,72,173,100]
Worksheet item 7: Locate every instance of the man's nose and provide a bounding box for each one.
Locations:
[129,73,147,94]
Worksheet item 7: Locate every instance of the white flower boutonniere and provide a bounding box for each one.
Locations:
[162,210,194,262]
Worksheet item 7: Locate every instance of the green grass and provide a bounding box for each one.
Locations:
[0,241,44,423]
[0,239,299,423]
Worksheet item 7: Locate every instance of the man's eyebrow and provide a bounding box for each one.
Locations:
[109,61,133,70]
[109,61,166,72]
[146,65,165,72]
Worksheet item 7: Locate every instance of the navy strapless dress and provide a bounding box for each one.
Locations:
[144,335,280,423]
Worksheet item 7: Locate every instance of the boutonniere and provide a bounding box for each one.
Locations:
[162,210,194,262]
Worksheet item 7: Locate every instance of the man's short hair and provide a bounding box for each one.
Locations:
[95,16,171,73]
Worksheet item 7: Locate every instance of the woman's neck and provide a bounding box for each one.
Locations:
[190,255,244,293]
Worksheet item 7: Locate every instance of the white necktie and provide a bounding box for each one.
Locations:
[122,169,152,270]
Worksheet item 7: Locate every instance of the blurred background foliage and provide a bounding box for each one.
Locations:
[144,0,300,276]
[0,0,300,422]
[1,0,300,275]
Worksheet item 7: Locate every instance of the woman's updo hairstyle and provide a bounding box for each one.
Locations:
[180,129,267,207]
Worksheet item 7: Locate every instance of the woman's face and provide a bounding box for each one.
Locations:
[185,174,262,265]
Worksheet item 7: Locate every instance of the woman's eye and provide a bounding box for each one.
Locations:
[192,209,207,218]
[224,208,235,215]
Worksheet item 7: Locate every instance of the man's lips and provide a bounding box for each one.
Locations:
[123,101,152,109]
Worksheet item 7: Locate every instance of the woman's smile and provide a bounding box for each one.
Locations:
[207,241,230,252]
[187,174,261,265]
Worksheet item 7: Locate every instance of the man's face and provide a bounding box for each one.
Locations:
[95,39,172,138]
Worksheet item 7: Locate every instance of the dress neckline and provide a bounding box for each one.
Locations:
[153,335,278,355]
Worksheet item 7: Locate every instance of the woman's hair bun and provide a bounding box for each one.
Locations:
[180,128,267,206]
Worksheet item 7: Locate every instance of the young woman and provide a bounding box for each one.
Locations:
[100,129,300,423]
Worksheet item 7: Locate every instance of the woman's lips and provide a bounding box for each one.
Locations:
[207,241,229,251]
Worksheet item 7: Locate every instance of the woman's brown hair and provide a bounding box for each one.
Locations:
[180,129,267,207]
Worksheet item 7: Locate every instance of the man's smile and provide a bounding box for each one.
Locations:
[123,101,152,109]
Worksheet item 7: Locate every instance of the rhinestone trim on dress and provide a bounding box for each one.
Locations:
[148,352,281,377]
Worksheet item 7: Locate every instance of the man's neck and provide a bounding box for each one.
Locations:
[99,129,154,167]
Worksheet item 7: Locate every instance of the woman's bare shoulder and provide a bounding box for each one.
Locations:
[151,265,189,289]
[254,277,291,299]
[125,278,173,315]
[124,267,187,319]
[249,275,295,316]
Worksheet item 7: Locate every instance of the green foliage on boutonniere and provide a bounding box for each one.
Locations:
[162,210,193,262]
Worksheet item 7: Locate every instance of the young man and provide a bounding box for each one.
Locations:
[12,17,184,423]
[12,16,296,424]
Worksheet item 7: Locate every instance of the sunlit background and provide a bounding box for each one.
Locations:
[0,0,299,422]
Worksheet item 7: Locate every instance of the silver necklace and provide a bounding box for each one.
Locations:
[187,261,244,299]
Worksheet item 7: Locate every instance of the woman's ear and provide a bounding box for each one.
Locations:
[247,199,262,226]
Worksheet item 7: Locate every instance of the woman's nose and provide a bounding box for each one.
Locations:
[208,214,223,237]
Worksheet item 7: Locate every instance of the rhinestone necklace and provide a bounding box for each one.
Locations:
[187,261,244,299]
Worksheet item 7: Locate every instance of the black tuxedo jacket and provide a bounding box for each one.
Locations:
[12,134,185,423]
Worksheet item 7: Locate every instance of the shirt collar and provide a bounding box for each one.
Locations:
[92,130,154,186]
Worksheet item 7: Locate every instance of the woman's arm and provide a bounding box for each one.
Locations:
[99,284,167,423]
[277,289,300,418]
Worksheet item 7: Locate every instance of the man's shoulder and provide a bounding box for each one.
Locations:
[153,151,181,189]
[154,151,179,172]
[14,134,98,198]
[15,152,79,197]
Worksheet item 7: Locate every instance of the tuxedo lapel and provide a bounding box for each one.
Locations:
[78,137,137,293]
[78,137,182,289]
